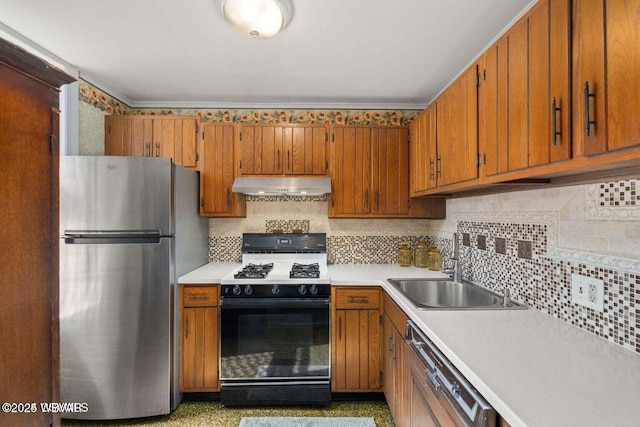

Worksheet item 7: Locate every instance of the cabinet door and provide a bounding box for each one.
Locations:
[528,0,572,167]
[238,124,283,175]
[181,307,219,392]
[151,117,198,167]
[372,127,410,215]
[127,116,154,157]
[200,123,246,217]
[383,315,409,427]
[574,0,640,155]
[284,125,328,175]
[436,65,478,187]
[104,115,127,156]
[410,105,437,194]
[332,309,381,392]
[330,126,372,216]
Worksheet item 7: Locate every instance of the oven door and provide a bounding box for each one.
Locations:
[219,297,331,406]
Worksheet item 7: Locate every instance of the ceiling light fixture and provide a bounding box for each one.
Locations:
[220,0,293,40]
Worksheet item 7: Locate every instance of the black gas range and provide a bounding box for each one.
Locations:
[219,233,331,406]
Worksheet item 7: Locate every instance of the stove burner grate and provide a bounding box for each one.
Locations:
[290,262,320,279]
[234,263,274,279]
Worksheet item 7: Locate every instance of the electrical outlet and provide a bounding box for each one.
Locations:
[571,274,604,312]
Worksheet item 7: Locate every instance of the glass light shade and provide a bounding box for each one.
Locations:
[221,0,292,39]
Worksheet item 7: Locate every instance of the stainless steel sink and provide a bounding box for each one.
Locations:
[387,278,526,310]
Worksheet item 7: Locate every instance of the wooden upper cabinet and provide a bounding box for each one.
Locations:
[482,0,571,178]
[331,125,445,218]
[330,126,372,216]
[436,64,479,187]
[104,115,199,168]
[238,124,328,176]
[409,104,437,195]
[371,127,411,215]
[199,123,246,217]
[573,0,640,156]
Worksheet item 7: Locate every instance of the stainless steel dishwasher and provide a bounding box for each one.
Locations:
[406,320,496,427]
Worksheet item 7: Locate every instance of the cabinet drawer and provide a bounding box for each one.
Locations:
[334,287,380,309]
[182,285,219,307]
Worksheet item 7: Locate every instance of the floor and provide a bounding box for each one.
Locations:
[61,399,395,427]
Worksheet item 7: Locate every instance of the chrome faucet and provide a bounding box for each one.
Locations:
[503,288,512,307]
[442,232,462,282]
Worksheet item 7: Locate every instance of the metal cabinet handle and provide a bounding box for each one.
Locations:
[145,143,150,157]
[347,296,369,303]
[155,142,160,157]
[584,81,596,136]
[187,295,210,301]
[436,155,442,178]
[552,97,561,146]
[429,158,435,180]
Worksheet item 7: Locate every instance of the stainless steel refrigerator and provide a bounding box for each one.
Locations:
[59,156,208,420]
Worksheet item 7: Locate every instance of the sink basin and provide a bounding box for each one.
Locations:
[387,278,526,310]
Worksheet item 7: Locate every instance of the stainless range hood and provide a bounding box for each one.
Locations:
[231,177,332,196]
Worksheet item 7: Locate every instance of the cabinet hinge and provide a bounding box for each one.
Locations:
[325,160,329,170]
[195,152,199,162]
[475,71,481,88]
[478,153,486,166]
[200,198,204,207]
[238,160,242,169]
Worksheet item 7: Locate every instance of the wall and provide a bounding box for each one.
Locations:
[77,81,640,355]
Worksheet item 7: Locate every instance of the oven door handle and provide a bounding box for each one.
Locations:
[220,297,330,309]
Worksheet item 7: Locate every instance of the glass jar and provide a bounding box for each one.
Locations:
[397,243,412,267]
[427,247,442,271]
[414,241,429,268]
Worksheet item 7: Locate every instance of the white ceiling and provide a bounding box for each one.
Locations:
[0,0,535,109]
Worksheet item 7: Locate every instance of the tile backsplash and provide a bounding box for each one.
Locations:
[207,180,640,355]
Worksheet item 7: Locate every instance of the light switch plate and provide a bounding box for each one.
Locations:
[571,274,604,312]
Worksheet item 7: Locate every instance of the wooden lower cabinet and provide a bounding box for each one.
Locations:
[383,315,409,427]
[180,285,220,392]
[331,287,382,392]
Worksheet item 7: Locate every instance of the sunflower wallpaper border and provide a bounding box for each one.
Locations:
[78,81,420,126]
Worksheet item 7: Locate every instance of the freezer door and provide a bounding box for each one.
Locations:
[60,238,172,420]
[60,156,173,235]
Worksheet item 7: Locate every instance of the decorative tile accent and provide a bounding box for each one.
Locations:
[517,240,533,259]
[265,220,310,233]
[209,236,242,262]
[327,235,430,264]
[586,180,640,221]
[446,219,639,354]
[462,233,471,247]
[477,235,487,250]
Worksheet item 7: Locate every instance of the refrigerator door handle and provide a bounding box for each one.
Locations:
[63,230,164,245]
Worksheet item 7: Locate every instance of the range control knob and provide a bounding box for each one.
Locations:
[309,285,318,295]
[232,285,242,296]
[298,285,307,296]
[244,285,253,296]
[271,285,280,295]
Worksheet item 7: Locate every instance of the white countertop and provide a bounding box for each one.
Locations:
[179,262,640,426]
